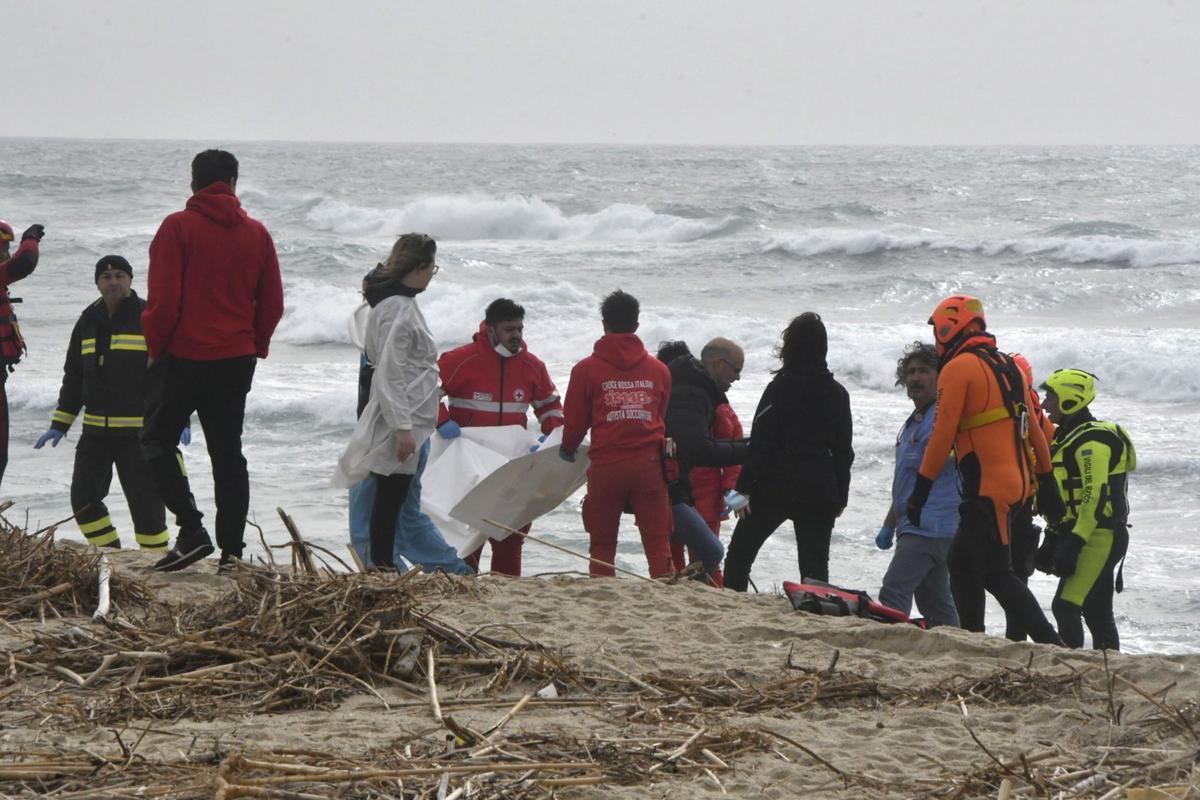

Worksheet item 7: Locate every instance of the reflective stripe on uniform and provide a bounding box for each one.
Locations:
[81,337,97,355]
[447,397,531,414]
[530,393,560,409]
[176,452,188,477]
[83,413,144,428]
[110,334,147,352]
[79,515,119,546]
[52,409,77,426]
[537,408,565,419]
[135,529,170,549]
[958,405,1010,432]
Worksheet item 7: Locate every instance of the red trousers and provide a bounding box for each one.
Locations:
[466,526,526,576]
[582,452,673,578]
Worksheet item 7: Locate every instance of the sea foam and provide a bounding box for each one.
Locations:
[766,227,1200,268]
[305,194,739,243]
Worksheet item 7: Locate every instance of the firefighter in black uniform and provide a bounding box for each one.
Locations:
[34,256,181,549]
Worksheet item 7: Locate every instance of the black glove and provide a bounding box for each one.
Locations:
[1034,528,1060,575]
[1053,533,1086,578]
[20,224,45,243]
[1036,473,1066,525]
[905,474,933,528]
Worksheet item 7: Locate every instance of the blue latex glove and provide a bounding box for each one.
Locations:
[179,426,192,446]
[529,433,548,453]
[34,429,64,449]
[724,489,749,513]
[558,445,576,463]
[438,420,462,440]
[875,526,895,550]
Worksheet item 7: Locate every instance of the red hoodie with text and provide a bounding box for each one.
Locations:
[561,333,671,466]
[143,182,284,361]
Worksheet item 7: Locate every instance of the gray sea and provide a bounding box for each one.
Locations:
[2,139,1197,653]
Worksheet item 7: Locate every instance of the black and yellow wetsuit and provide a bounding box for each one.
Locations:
[50,293,169,549]
[1047,409,1135,650]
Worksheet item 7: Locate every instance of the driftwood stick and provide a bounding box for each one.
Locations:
[427,648,444,721]
[232,761,601,787]
[138,652,298,688]
[482,693,533,738]
[276,508,315,575]
[346,544,366,573]
[482,518,659,584]
[17,582,74,607]
[93,555,113,621]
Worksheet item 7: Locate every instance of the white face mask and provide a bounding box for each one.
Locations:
[494,342,519,358]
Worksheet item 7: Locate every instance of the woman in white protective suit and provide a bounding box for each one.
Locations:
[335,233,442,568]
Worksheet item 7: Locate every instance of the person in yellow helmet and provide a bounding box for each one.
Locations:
[1036,369,1135,650]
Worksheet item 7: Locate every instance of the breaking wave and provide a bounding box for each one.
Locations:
[305,194,741,243]
[765,227,1200,268]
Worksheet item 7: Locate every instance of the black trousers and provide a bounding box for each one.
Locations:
[948,497,1062,645]
[141,355,256,556]
[1052,525,1128,651]
[369,471,415,568]
[72,433,168,548]
[1004,499,1040,641]
[723,501,837,591]
[0,369,8,489]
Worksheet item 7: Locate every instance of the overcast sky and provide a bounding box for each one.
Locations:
[6,0,1199,145]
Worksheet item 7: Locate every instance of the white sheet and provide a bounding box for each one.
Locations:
[421,426,590,556]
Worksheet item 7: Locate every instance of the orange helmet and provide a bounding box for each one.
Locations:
[928,295,985,349]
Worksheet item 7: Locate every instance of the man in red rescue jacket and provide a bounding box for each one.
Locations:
[0,218,45,489]
[560,290,673,578]
[437,297,564,576]
[140,150,285,572]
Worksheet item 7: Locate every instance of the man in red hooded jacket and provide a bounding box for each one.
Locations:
[560,290,673,578]
[140,150,285,572]
[437,297,563,575]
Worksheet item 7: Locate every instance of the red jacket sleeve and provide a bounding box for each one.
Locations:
[714,404,744,491]
[253,230,284,358]
[0,239,38,287]
[560,360,591,453]
[142,218,184,359]
[531,356,565,433]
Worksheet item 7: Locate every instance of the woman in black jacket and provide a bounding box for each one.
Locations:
[723,312,854,590]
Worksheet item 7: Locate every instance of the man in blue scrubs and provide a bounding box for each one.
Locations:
[875,342,960,627]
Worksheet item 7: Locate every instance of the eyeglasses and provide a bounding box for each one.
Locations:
[720,358,743,378]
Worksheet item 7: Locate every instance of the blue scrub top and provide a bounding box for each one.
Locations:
[892,406,960,539]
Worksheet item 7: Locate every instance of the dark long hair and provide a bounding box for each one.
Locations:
[773,312,828,374]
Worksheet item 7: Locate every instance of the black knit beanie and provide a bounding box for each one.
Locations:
[95,255,133,282]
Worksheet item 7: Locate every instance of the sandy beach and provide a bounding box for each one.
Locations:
[2,523,1198,799]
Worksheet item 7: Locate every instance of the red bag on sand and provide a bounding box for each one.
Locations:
[783,580,927,629]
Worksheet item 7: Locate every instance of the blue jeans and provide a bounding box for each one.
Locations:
[349,439,472,574]
[671,503,724,578]
[878,533,959,628]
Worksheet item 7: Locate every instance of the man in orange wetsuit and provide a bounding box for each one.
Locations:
[905,296,1065,644]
